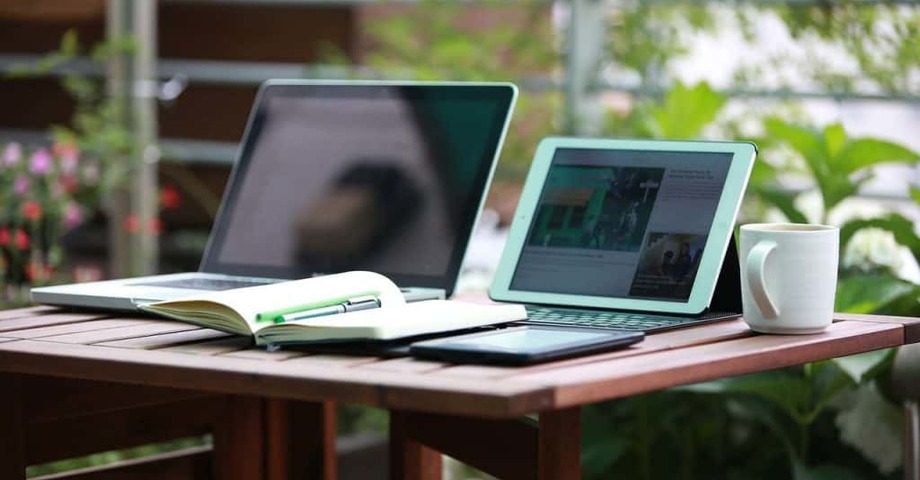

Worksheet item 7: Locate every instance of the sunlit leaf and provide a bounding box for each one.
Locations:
[836,138,920,174]
[753,187,809,223]
[835,274,920,314]
[830,349,894,384]
[822,123,847,159]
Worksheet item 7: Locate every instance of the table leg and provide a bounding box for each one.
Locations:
[0,373,25,480]
[213,395,266,480]
[266,399,337,480]
[538,407,581,480]
[390,410,443,480]
[390,407,582,480]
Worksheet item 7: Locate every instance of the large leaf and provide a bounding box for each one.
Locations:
[830,349,894,384]
[650,81,727,139]
[839,213,920,260]
[763,119,824,175]
[833,384,903,475]
[835,274,920,314]
[753,186,809,223]
[681,371,813,425]
[822,123,848,160]
[835,138,920,174]
[792,461,863,480]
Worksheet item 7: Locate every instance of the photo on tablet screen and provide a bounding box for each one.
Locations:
[629,232,707,300]
[525,165,664,252]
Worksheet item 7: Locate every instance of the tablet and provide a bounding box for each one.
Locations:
[409,326,644,365]
[490,137,756,315]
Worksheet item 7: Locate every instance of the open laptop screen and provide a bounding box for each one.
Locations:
[509,148,732,302]
[202,82,516,293]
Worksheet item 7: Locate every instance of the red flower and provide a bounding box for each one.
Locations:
[0,228,9,247]
[149,217,163,235]
[21,200,42,221]
[124,215,141,234]
[14,229,29,250]
[159,185,181,209]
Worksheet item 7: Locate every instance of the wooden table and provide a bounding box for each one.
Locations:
[0,306,918,480]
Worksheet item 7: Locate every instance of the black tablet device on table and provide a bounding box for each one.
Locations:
[409,325,643,366]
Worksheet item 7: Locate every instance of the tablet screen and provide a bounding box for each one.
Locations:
[509,148,732,302]
[442,327,606,351]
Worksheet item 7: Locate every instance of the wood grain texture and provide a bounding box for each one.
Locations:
[24,396,216,465]
[29,446,211,480]
[0,339,553,416]
[538,408,581,480]
[2,319,149,339]
[0,306,60,321]
[0,312,112,333]
[400,411,539,480]
[265,400,336,480]
[22,376,206,422]
[213,396,265,480]
[513,320,903,408]
[835,312,920,344]
[163,336,253,355]
[390,411,443,480]
[38,321,200,345]
[96,328,232,350]
[0,373,25,480]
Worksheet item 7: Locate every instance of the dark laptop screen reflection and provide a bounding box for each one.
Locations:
[216,89,499,278]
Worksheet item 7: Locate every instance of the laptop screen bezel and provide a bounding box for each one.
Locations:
[198,80,518,296]
[489,137,756,315]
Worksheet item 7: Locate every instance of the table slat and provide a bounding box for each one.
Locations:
[2,319,149,339]
[0,306,60,321]
[161,337,254,356]
[358,357,446,374]
[0,312,112,333]
[281,354,381,368]
[96,328,233,350]
[511,320,902,409]
[38,322,200,345]
[221,348,306,361]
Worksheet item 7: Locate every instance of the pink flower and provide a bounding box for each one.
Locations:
[54,142,79,174]
[2,143,21,166]
[82,162,100,184]
[13,175,29,195]
[64,203,83,229]
[29,148,52,175]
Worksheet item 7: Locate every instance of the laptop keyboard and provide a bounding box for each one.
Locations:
[524,306,698,331]
[131,277,277,291]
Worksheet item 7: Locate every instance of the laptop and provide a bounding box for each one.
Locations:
[490,137,757,333]
[32,80,519,311]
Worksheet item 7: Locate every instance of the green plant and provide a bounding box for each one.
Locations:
[321,0,560,180]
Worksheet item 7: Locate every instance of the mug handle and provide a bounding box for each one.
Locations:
[746,240,779,319]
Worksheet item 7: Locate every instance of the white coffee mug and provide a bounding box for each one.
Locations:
[739,223,839,334]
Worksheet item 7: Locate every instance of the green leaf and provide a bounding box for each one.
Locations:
[748,158,779,188]
[910,187,920,204]
[835,274,920,314]
[650,81,727,139]
[836,138,920,174]
[792,461,863,480]
[753,187,809,224]
[828,348,895,383]
[830,349,894,384]
[839,213,920,260]
[682,371,813,425]
[823,123,847,159]
[763,119,823,168]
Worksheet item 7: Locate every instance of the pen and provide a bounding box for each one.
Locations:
[270,296,382,324]
[255,291,380,323]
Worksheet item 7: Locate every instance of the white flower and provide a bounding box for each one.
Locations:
[843,228,904,273]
